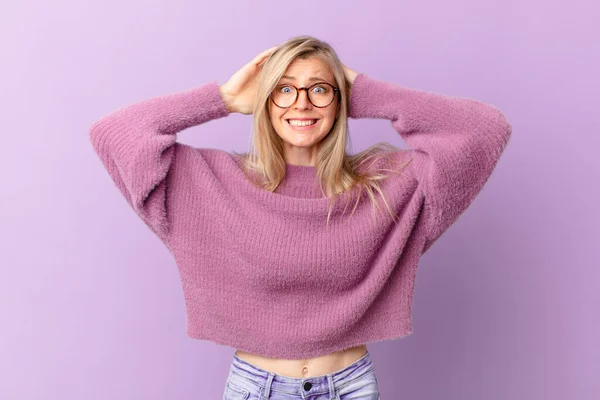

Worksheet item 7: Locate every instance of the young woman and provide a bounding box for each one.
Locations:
[89,35,512,400]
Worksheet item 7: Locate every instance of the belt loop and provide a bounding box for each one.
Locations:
[327,373,336,400]
[263,372,274,399]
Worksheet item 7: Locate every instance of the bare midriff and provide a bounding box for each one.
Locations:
[235,344,368,378]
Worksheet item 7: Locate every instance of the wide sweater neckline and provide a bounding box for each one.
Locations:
[284,162,316,174]
[228,157,339,214]
[283,162,317,182]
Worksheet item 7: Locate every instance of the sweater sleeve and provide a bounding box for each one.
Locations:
[348,73,512,254]
[88,81,229,242]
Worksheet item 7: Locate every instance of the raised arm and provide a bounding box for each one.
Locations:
[88,81,229,242]
[348,73,512,253]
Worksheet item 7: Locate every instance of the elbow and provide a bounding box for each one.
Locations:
[88,114,123,150]
[485,105,512,146]
[498,111,513,147]
[88,119,109,153]
[88,120,102,148]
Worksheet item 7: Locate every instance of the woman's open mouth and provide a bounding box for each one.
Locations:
[286,119,319,130]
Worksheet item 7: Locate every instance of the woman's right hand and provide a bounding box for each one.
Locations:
[218,45,278,115]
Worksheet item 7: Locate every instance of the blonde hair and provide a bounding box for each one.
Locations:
[232,35,413,228]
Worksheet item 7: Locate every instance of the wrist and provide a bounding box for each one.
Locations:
[218,86,235,113]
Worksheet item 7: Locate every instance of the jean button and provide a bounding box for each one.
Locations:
[303,382,312,391]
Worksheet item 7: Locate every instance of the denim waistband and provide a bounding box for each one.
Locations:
[227,350,374,397]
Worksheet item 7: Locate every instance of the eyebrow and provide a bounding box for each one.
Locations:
[280,75,330,82]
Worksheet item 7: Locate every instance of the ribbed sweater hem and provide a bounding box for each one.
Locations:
[185,314,413,359]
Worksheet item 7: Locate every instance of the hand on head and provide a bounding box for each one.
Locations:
[219,45,279,115]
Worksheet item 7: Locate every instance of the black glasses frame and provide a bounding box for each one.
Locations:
[270,82,339,109]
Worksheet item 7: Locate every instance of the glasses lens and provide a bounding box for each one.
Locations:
[308,83,335,107]
[272,83,334,107]
[272,85,296,108]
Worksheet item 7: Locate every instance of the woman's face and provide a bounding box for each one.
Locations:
[268,57,339,160]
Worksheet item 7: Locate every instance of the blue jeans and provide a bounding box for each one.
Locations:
[223,351,381,399]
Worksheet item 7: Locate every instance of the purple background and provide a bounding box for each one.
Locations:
[1,0,598,399]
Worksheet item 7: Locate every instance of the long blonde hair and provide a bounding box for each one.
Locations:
[232,35,413,227]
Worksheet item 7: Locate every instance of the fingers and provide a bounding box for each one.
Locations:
[252,45,279,66]
[341,62,350,73]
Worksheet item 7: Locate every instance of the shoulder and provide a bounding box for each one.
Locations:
[357,148,421,182]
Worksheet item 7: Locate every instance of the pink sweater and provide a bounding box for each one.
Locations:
[89,73,511,359]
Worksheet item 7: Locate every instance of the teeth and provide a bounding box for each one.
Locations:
[287,119,317,127]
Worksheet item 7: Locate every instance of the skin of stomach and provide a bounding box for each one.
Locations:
[235,344,368,378]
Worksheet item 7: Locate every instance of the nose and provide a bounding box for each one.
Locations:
[293,88,312,110]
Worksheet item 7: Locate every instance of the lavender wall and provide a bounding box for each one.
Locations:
[1,0,598,399]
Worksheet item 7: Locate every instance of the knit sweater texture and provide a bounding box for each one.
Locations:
[89,73,512,359]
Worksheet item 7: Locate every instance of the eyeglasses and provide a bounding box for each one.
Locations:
[270,82,339,108]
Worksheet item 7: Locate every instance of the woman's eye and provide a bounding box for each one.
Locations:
[312,86,327,93]
[280,86,292,93]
